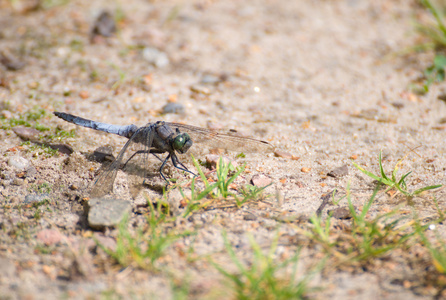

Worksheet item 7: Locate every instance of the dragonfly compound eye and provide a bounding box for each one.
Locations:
[173,133,193,153]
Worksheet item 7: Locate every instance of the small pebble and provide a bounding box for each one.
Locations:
[12,126,40,141]
[162,102,185,115]
[79,91,89,99]
[49,143,74,155]
[92,146,114,162]
[250,174,272,187]
[91,11,116,38]
[88,197,132,229]
[328,207,352,219]
[301,167,311,173]
[200,74,221,84]
[0,51,25,71]
[54,213,80,229]
[274,150,299,160]
[190,84,211,95]
[243,213,257,221]
[142,47,170,68]
[391,102,404,109]
[327,165,348,178]
[8,156,30,171]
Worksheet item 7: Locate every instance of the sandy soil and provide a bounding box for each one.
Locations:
[0,0,445,299]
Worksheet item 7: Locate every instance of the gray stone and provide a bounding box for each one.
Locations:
[48,143,74,155]
[274,150,299,160]
[92,11,116,37]
[243,212,257,221]
[327,164,348,178]
[0,51,25,71]
[7,156,30,171]
[88,198,132,229]
[328,207,352,219]
[250,174,272,187]
[12,126,40,141]
[92,146,114,162]
[162,102,185,115]
[142,47,169,68]
[54,213,80,229]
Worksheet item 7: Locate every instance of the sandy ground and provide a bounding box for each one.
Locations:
[0,0,445,299]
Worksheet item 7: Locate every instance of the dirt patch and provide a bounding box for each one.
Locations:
[0,0,445,299]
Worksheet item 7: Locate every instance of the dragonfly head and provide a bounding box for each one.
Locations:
[172,133,193,154]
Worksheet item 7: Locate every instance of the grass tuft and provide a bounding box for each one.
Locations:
[181,155,270,217]
[211,231,322,300]
[351,150,442,198]
[308,184,417,264]
[97,200,191,271]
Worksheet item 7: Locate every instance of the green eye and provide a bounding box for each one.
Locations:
[173,133,192,153]
[173,136,185,149]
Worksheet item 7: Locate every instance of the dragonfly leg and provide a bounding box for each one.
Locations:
[123,150,148,168]
[171,153,197,177]
[159,153,196,182]
[123,149,166,168]
[123,150,170,184]
[159,154,171,182]
[151,153,165,163]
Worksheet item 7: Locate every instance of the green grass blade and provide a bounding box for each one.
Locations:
[413,184,442,195]
[361,185,379,218]
[190,154,209,187]
[378,151,391,181]
[226,164,245,187]
[421,0,446,36]
[398,171,412,189]
[196,182,218,200]
[351,160,393,186]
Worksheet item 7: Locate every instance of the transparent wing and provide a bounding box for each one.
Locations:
[90,126,154,198]
[166,123,274,153]
[126,127,155,198]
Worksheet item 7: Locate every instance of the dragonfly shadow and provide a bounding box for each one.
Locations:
[86,147,173,196]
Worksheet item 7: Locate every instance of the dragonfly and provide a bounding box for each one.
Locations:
[54,112,274,198]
